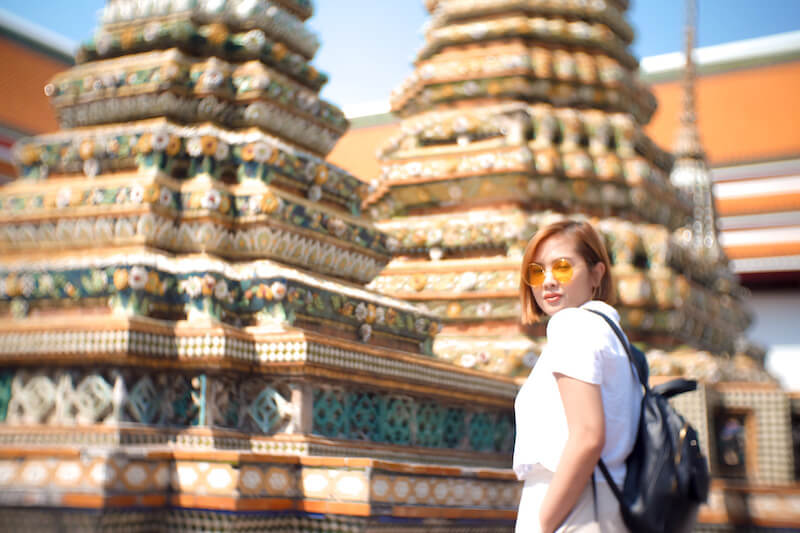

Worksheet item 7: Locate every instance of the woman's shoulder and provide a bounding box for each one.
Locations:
[546,303,616,347]
[547,304,611,332]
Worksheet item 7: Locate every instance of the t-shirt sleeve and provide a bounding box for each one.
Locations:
[545,308,605,385]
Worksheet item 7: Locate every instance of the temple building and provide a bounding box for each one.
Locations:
[328,0,800,530]
[1,0,799,531]
[330,27,800,394]
[0,1,520,531]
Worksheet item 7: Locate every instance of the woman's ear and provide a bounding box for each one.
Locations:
[591,262,606,287]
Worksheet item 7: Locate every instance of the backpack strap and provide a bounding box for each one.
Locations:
[584,308,643,506]
[597,458,624,502]
[585,309,647,390]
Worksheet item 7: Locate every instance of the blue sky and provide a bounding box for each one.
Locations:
[2,1,799,110]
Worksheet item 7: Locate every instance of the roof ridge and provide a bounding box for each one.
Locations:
[640,30,800,75]
[0,7,75,61]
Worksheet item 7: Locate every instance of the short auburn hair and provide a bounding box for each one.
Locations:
[519,219,615,324]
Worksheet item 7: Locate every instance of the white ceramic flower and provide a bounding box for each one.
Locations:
[476,302,492,317]
[186,137,204,157]
[201,0,226,14]
[307,185,322,202]
[92,188,105,204]
[129,184,145,204]
[129,266,148,290]
[96,33,113,55]
[448,185,463,201]
[458,271,478,291]
[302,160,317,182]
[460,354,477,368]
[355,302,368,322]
[375,307,386,325]
[20,274,35,297]
[247,195,261,214]
[406,161,422,176]
[213,280,228,300]
[38,274,54,294]
[251,74,270,91]
[270,281,286,300]
[453,116,471,134]
[252,142,272,163]
[479,153,495,169]
[328,218,346,237]
[56,187,72,208]
[359,323,372,342]
[159,188,173,207]
[215,141,229,160]
[201,189,222,210]
[179,276,203,298]
[94,270,109,290]
[242,30,265,53]
[118,1,134,19]
[143,22,161,42]
[152,130,170,151]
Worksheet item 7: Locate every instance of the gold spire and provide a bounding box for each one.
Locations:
[674,0,705,160]
[671,0,725,263]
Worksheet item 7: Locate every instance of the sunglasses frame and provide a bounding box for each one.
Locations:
[522,257,575,287]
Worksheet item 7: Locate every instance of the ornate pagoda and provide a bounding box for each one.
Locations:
[365,0,797,530]
[368,0,756,378]
[0,1,523,531]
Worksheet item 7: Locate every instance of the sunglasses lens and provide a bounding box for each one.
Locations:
[552,258,573,284]
[526,264,545,286]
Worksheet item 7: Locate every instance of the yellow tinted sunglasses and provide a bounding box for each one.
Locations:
[523,257,574,287]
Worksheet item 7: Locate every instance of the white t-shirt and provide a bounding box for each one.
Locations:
[513,300,642,486]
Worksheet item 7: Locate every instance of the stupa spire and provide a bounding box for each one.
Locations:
[671,0,724,262]
[674,0,705,161]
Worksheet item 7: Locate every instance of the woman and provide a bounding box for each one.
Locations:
[513,219,641,532]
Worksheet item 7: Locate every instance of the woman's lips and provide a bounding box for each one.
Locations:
[544,293,562,304]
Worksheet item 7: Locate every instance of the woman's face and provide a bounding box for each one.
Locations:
[529,233,606,317]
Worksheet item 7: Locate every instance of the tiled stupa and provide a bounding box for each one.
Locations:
[368,0,755,377]
[366,0,796,529]
[0,1,523,530]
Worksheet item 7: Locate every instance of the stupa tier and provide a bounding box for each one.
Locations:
[366,0,756,380]
[68,0,342,155]
[0,1,523,531]
[393,0,655,124]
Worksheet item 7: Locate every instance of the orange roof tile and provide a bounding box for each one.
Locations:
[646,61,800,166]
[327,121,399,181]
[725,241,800,260]
[0,36,70,135]
[717,191,800,217]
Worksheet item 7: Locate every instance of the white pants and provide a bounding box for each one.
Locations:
[515,468,628,533]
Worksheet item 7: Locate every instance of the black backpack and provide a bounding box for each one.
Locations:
[588,310,710,533]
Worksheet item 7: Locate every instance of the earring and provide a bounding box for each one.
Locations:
[592,285,599,299]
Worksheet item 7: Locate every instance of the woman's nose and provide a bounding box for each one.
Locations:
[542,269,558,287]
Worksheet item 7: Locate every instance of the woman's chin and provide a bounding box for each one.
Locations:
[543,302,565,316]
